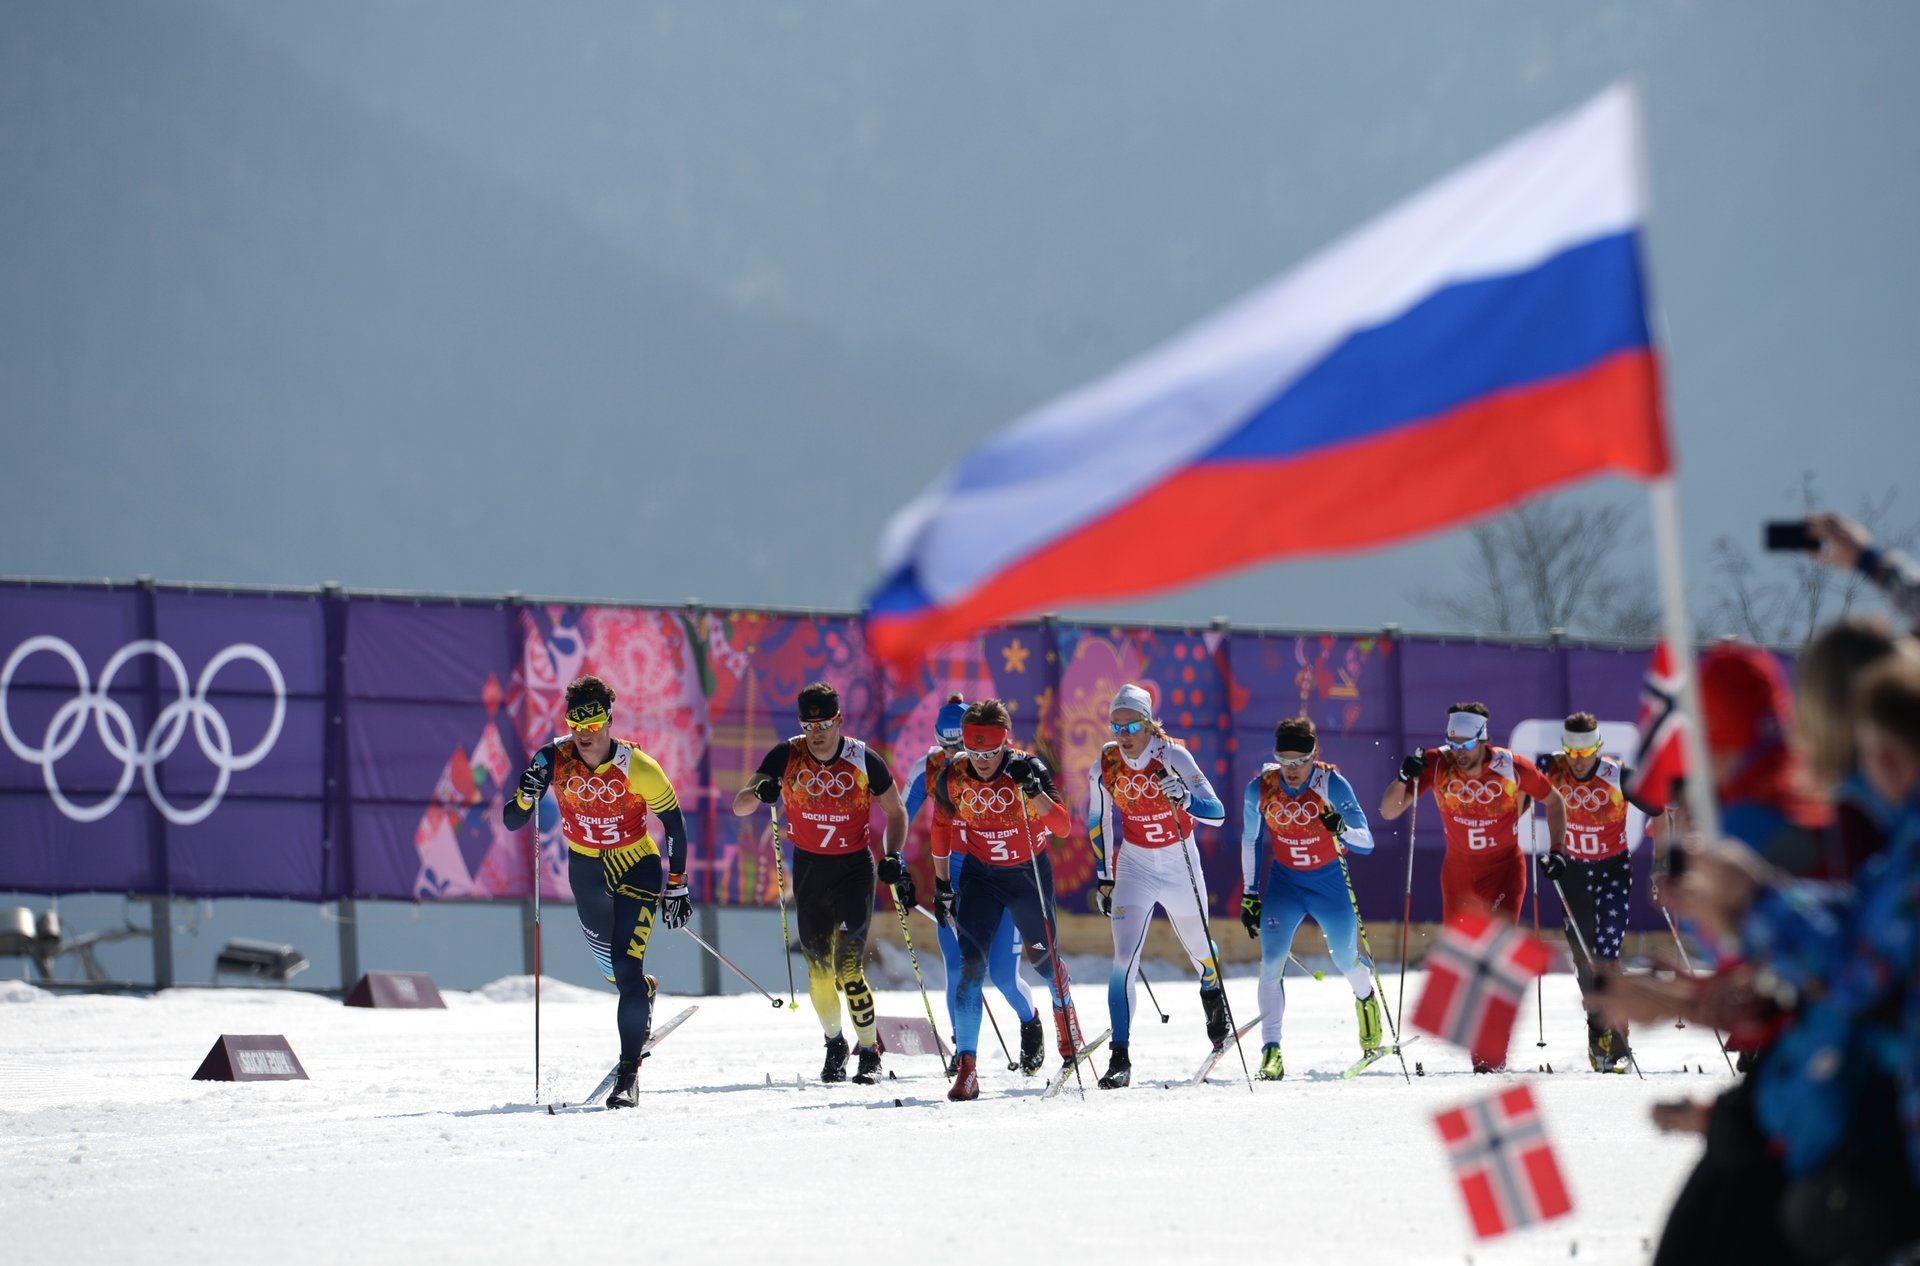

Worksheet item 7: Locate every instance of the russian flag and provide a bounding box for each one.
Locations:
[867,83,1671,667]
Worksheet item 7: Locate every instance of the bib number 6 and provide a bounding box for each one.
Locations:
[1466,827,1495,852]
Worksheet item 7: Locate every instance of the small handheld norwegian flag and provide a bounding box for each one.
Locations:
[1627,640,1688,814]
[1410,912,1553,1068]
[1433,1085,1574,1238]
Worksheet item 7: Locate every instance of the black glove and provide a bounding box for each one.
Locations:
[1155,767,1190,808]
[1540,851,1568,881]
[1240,891,1262,939]
[661,874,692,929]
[1399,751,1428,784]
[933,877,957,926]
[877,853,915,908]
[516,749,553,806]
[752,776,781,805]
[1003,756,1044,798]
[1097,882,1114,918]
[1317,804,1346,837]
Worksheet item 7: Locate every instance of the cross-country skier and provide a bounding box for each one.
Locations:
[1379,702,1563,1071]
[502,675,693,1109]
[929,699,1080,1101]
[1537,711,1641,1072]
[1238,716,1381,1081]
[903,693,1043,1075]
[1087,683,1228,1089]
[732,682,909,1085]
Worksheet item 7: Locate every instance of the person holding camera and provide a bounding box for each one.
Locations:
[927,699,1079,1100]
[733,682,909,1085]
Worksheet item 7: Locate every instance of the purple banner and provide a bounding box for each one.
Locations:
[0,582,1663,927]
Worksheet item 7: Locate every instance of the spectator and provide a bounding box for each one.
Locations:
[1805,510,1920,628]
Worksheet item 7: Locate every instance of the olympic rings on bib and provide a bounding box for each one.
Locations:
[1559,783,1617,814]
[1442,777,1507,807]
[792,768,857,798]
[1109,771,1167,803]
[563,774,629,804]
[1264,798,1325,831]
[0,635,287,826]
[957,785,1017,816]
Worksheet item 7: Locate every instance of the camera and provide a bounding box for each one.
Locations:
[1764,520,1819,553]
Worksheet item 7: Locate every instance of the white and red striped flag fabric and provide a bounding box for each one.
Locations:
[1410,912,1553,1068]
[1626,639,1688,813]
[1433,1085,1575,1238]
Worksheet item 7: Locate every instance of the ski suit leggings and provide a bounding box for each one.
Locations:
[792,848,878,1048]
[1105,836,1220,1046]
[1439,846,1527,925]
[1555,853,1630,994]
[936,855,1036,1032]
[1255,858,1374,1047]
[952,851,1070,1058]
[569,846,659,1062]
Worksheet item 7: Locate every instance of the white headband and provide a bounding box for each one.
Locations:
[1561,726,1602,752]
[1445,711,1488,742]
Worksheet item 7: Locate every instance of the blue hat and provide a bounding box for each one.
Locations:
[935,693,966,745]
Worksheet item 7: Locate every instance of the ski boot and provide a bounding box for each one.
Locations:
[947,1052,979,1101]
[605,1057,639,1109]
[1018,1015,1046,1075]
[945,1038,960,1078]
[1595,1027,1630,1074]
[1052,1001,1084,1062]
[1097,1043,1131,1090]
[821,1034,850,1084]
[1355,991,1383,1055]
[1201,986,1230,1051]
[1257,1044,1284,1081]
[1471,1057,1503,1074]
[851,1044,883,1085]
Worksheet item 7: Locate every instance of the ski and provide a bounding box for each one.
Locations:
[1189,1013,1263,1086]
[545,1005,699,1114]
[1042,1029,1110,1100]
[1343,1035,1420,1080]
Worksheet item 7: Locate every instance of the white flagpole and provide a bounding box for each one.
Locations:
[1648,475,1720,839]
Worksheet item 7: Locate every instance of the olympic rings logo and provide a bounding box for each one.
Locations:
[0,636,286,826]
[564,775,628,804]
[1443,777,1506,807]
[793,769,856,798]
[1560,784,1616,814]
[1110,772,1165,803]
[958,785,1016,816]
[1264,798,1323,830]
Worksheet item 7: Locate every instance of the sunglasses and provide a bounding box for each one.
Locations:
[567,714,610,734]
[1273,750,1315,768]
[1562,743,1602,759]
[964,744,1007,760]
[1110,720,1148,736]
[799,714,841,734]
[1445,736,1483,751]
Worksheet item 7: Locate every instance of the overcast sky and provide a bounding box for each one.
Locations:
[4,1,1915,636]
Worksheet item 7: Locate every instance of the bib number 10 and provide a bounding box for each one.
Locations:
[1566,830,1604,857]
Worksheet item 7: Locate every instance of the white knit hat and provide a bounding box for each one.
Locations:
[1109,684,1155,720]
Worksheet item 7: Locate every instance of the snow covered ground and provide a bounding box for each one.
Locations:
[2,969,1720,1265]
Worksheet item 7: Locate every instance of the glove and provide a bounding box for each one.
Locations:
[1096,882,1114,918]
[1540,851,1568,881]
[1240,891,1262,939]
[1399,751,1428,784]
[661,874,692,929]
[1003,756,1045,798]
[933,877,957,926]
[1155,767,1190,808]
[1317,804,1346,837]
[515,749,553,807]
[877,853,915,908]
[752,776,782,805]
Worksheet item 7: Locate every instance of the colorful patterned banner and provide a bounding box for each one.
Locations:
[0,582,1662,926]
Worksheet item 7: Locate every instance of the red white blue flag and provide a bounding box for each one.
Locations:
[1627,640,1688,814]
[867,83,1669,668]
[1411,912,1554,1068]
[1434,1085,1575,1239]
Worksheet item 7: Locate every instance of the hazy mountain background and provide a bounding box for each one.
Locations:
[4,0,1917,630]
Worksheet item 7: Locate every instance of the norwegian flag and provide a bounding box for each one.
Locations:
[1626,640,1688,814]
[1433,1085,1574,1239]
[1410,913,1553,1068]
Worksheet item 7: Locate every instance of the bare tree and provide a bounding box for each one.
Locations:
[1419,495,1651,638]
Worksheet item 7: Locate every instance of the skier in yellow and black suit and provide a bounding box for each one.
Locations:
[504,674,692,1108]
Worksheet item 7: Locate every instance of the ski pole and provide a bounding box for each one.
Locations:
[1334,844,1411,1084]
[1550,873,1643,1080]
[887,880,948,1061]
[1652,812,1737,1075]
[1289,952,1325,982]
[912,903,1016,1071]
[680,924,785,1009]
[531,812,543,1104]
[1158,765,1253,1093]
[1396,792,1418,1033]
[1530,814,1545,1051]
[1014,785,1086,1100]
[768,805,797,1010]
